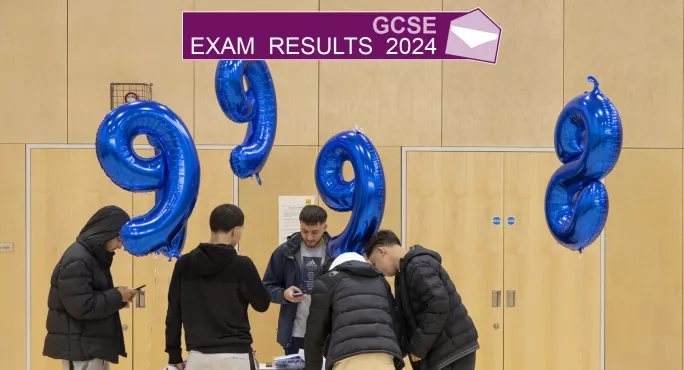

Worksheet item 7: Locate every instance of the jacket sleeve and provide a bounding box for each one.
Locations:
[304,278,332,370]
[57,260,123,321]
[241,257,271,312]
[407,260,450,359]
[262,247,288,304]
[165,262,184,364]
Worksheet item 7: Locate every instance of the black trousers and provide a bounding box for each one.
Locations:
[443,352,476,370]
[285,336,306,355]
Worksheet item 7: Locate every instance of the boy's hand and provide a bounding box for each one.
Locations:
[410,354,422,362]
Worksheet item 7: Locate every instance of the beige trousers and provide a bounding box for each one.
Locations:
[333,353,395,370]
[186,350,258,370]
[61,359,110,370]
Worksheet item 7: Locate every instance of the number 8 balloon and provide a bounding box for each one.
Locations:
[216,60,277,185]
[316,129,386,259]
[545,76,623,252]
[96,100,200,258]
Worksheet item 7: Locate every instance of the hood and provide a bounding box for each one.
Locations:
[330,252,382,277]
[76,205,131,252]
[187,243,238,276]
[402,245,442,265]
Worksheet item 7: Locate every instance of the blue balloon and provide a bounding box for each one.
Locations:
[96,100,200,258]
[545,76,623,252]
[316,130,386,258]
[215,60,277,185]
[146,135,189,258]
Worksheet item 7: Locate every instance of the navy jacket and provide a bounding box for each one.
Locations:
[262,232,332,348]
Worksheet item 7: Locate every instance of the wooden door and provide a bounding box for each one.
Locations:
[604,149,682,370]
[406,151,504,370]
[30,148,134,370]
[502,152,600,370]
[238,146,321,362]
[131,149,235,369]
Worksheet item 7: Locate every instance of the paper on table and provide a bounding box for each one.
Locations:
[278,196,316,244]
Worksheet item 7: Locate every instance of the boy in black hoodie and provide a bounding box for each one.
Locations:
[365,230,479,370]
[165,204,270,370]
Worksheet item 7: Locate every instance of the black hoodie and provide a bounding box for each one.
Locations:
[304,260,404,370]
[165,243,270,364]
[396,245,479,370]
[43,205,131,364]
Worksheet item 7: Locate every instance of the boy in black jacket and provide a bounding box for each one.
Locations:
[165,204,270,370]
[365,230,479,370]
[304,252,404,370]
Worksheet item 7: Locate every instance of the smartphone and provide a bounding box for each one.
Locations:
[292,292,304,297]
[135,285,146,291]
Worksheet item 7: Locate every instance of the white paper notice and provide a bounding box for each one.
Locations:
[279,196,316,244]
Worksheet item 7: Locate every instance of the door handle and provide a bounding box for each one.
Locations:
[136,289,146,308]
[506,290,516,307]
[491,290,501,307]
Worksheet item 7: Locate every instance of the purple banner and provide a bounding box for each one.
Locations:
[182,10,501,63]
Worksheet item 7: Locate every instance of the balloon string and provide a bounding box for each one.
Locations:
[579,253,583,370]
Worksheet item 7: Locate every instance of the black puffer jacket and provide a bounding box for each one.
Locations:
[304,260,404,370]
[43,206,131,364]
[395,246,479,370]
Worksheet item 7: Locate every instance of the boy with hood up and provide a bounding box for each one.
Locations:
[43,205,139,370]
[165,204,270,370]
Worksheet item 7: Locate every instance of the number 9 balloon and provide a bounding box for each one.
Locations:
[545,76,623,252]
[96,100,200,258]
[216,60,277,185]
[316,129,386,258]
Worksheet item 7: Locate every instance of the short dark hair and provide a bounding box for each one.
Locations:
[209,204,244,233]
[364,229,401,257]
[299,205,327,225]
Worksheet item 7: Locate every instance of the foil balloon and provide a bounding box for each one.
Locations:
[96,100,200,258]
[215,60,277,185]
[545,76,623,252]
[316,129,386,258]
[146,135,188,257]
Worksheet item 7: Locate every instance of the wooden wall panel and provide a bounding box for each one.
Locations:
[0,1,67,143]
[605,149,682,370]
[565,1,683,149]
[30,149,134,370]
[503,152,600,370]
[132,149,234,370]
[238,146,320,361]
[319,61,442,147]
[0,145,26,369]
[194,0,319,146]
[67,0,194,143]
[320,0,440,11]
[406,151,505,370]
[441,0,563,147]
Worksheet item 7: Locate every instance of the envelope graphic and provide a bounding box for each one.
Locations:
[445,8,501,64]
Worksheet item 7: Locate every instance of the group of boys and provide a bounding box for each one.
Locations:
[43,204,478,370]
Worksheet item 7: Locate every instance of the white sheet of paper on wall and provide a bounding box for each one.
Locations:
[278,196,316,245]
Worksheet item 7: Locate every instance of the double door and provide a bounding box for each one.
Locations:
[405,151,600,370]
[29,148,235,370]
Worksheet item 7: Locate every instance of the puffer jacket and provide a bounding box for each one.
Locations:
[395,245,479,370]
[42,205,130,364]
[304,255,404,370]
